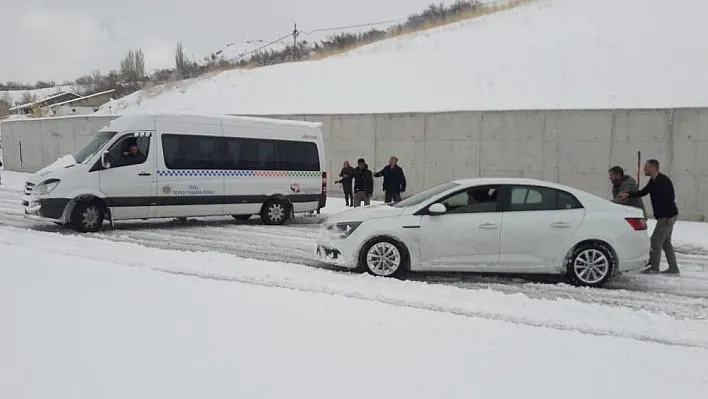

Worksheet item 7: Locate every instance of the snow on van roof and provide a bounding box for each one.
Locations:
[144,112,323,128]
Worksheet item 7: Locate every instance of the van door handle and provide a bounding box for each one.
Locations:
[551,222,570,228]
[138,172,151,176]
[479,223,498,230]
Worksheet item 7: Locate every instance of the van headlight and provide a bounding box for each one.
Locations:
[34,178,61,196]
[326,222,361,239]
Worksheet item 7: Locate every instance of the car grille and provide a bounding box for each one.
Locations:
[24,182,34,195]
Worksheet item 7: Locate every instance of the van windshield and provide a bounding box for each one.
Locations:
[73,131,118,164]
[392,181,459,208]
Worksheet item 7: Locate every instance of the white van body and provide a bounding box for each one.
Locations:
[23,113,328,231]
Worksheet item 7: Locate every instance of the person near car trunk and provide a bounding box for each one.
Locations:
[374,156,406,203]
[335,160,355,207]
[353,158,373,207]
[608,165,646,217]
[618,159,679,275]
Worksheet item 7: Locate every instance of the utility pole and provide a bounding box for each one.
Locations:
[293,23,299,61]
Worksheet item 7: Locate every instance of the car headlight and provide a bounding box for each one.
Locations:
[34,178,61,196]
[326,221,361,239]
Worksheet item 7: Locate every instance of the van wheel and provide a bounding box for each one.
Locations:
[358,237,408,278]
[232,214,252,221]
[71,201,104,233]
[261,199,289,225]
[566,242,615,287]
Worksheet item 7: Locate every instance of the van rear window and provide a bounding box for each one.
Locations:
[161,134,320,171]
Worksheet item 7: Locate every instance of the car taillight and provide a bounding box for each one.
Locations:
[321,171,327,194]
[625,217,647,230]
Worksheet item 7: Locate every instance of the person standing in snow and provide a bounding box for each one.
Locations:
[352,158,373,207]
[334,160,355,207]
[608,165,646,216]
[374,156,406,203]
[618,159,679,275]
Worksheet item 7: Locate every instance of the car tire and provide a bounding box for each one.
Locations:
[232,214,252,221]
[261,199,289,225]
[566,242,615,287]
[358,237,408,278]
[71,200,104,233]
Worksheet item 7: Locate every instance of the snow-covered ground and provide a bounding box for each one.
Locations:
[2,169,708,397]
[99,0,708,115]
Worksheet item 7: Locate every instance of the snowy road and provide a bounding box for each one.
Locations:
[2,174,708,320]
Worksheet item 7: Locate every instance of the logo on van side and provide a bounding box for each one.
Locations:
[290,183,301,193]
[302,133,318,140]
[162,185,172,195]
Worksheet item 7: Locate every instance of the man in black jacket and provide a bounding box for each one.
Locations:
[352,158,373,207]
[619,159,679,275]
[334,160,355,207]
[374,156,407,203]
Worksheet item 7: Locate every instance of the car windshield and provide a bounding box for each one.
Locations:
[392,181,459,208]
[73,131,118,164]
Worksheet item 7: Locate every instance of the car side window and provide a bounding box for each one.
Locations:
[438,186,500,214]
[107,134,150,168]
[508,186,556,211]
[558,190,584,210]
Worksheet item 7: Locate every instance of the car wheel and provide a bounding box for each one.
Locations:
[359,237,408,277]
[232,214,252,221]
[261,199,289,225]
[71,201,104,233]
[566,242,615,287]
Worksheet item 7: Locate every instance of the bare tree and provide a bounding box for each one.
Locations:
[175,41,187,76]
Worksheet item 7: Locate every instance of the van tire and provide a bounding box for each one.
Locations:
[261,199,289,225]
[71,200,104,233]
[232,215,252,221]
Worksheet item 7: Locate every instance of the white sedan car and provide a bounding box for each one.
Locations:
[316,178,650,287]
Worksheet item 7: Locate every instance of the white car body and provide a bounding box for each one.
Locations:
[23,112,328,231]
[316,178,650,287]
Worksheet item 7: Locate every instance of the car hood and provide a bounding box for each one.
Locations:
[28,155,81,184]
[325,203,406,224]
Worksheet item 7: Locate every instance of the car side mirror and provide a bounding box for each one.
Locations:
[428,203,447,215]
[101,150,111,169]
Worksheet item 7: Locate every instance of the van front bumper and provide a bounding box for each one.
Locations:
[23,197,70,222]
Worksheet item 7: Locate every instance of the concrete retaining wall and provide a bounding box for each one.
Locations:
[2,109,707,220]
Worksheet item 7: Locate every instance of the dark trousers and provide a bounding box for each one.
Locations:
[343,187,353,206]
[385,190,402,203]
[648,218,679,272]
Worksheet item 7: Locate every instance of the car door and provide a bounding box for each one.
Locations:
[418,185,502,270]
[496,184,585,272]
[98,131,156,220]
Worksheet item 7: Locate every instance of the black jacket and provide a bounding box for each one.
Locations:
[335,166,355,189]
[628,173,678,219]
[374,164,406,193]
[353,165,374,196]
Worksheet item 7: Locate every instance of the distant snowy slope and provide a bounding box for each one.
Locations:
[99,0,708,115]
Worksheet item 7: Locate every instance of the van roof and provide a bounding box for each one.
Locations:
[109,112,323,129]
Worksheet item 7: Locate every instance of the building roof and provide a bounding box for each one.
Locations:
[47,89,116,108]
[9,91,81,111]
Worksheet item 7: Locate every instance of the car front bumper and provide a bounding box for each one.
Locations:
[314,228,358,268]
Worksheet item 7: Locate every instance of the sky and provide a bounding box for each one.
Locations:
[1,0,438,84]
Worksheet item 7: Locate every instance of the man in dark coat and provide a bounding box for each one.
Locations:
[334,160,355,207]
[374,156,407,203]
[352,158,373,207]
[619,159,680,275]
[608,166,646,217]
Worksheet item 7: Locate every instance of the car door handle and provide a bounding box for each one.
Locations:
[551,222,571,228]
[138,172,151,176]
[479,223,498,230]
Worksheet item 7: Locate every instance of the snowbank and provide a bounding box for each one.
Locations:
[1,227,707,398]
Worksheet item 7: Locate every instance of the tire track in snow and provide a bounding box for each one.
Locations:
[2,186,708,319]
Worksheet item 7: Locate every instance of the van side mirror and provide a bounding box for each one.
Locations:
[428,203,447,215]
[101,150,111,169]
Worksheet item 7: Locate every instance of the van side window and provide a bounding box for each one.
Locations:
[277,141,319,171]
[162,134,221,169]
[108,134,150,168]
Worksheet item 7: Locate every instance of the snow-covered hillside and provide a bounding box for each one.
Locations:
[99,0,708,115]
